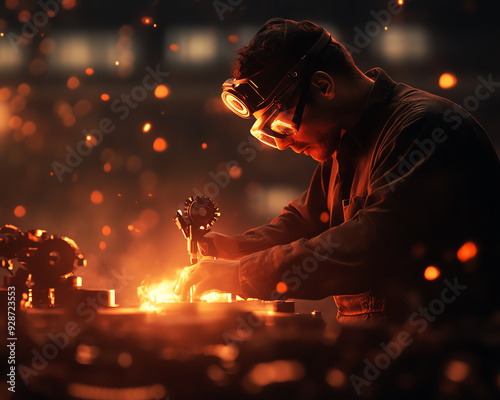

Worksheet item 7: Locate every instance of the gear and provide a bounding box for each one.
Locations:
[184,195,220,230]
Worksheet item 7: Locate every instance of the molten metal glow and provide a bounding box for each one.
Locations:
[138,279,233,312]
[138,280,179,312]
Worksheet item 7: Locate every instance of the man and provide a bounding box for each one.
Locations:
[175,18,500,323]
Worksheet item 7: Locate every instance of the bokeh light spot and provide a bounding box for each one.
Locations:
[276,281,287,294]
[445,360,470,382]
[90,190,103,204]
[457,241,477,262]
[142,122,151,133]
[17,83,31,96]
[101,93,110,101]
[169,44,179,52]
[439,73,457,89]
[102,225,111,236]
[424,265,440,281]
[153,138,167,152]
[320,211,329,223]
[154,85,169,99]
[14,205,26,218]
[67,76,80,90]
[85,67,94,75]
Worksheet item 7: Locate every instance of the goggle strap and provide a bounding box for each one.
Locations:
[292,80,310,128]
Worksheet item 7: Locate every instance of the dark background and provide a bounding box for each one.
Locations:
[0,0,499,305]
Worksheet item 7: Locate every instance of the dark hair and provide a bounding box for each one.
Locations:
[232,19,360,80]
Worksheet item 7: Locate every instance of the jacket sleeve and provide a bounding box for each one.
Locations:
[238,113,493,300]
[233,159,332,256]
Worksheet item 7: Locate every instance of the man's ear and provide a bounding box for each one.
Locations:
[311,71,335,100]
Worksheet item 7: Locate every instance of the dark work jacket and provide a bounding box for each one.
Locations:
[232,68,500,323]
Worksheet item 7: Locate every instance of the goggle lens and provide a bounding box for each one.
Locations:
[221,92,251,118]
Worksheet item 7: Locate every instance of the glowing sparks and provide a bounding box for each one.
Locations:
[398,0,404,5]
[90,190,103,204]
[142,122,151,133]
[103,162,111,172]
[457,241,477,262]
[85,67,94,75]
[14,205,26,218]
[115,61,120,66]
[169,44,179,52]
[99,241,106,250]
[228,34,238,43]
[127,224,133,231]
[424,265,440,281]
[102,225,111,236]
[141,16,153,25]
[100,93,110,101]
[153,137,167,152]
[201,143,208,149]
[439,73,457,89]
[154,85,169,99]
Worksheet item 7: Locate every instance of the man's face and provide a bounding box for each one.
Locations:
[254,86,342,162]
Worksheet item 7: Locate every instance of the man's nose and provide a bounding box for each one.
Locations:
[275,136,294,150]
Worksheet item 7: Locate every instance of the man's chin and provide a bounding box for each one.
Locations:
[309,148,333,162]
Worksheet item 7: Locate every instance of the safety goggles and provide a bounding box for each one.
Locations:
[221,19,331,148]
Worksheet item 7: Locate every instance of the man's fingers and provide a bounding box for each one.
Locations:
[174,264,209,301]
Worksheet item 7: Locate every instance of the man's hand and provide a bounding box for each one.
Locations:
[198,232,241,260]
[173,257,242,301]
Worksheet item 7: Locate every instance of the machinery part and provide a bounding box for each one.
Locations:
[0,225,86,308]
[184,196,220,230]
[174,195,220,264]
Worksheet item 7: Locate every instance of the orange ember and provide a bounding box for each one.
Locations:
[457,241,477,262]
[424,265,440,281]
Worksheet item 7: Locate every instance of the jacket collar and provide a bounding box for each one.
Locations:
[346,68,397,151]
